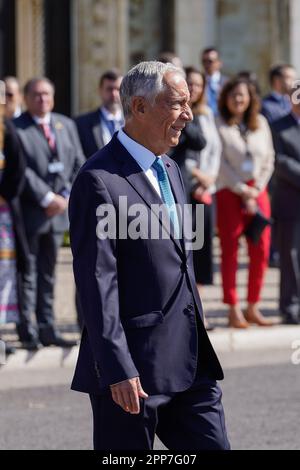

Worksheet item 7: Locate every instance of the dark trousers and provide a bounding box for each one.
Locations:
[89,373,230,451]
[17,230,64,341]
[278,219,300,320]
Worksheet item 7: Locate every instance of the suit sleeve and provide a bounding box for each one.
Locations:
[14,128,54,204]
[69,170,139,387]
[0,120,26,201]
[271,125,300,191]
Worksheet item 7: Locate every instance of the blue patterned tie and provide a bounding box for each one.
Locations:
[152,157,180,237]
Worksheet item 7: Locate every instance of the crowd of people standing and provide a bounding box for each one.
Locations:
[1,46,300,355]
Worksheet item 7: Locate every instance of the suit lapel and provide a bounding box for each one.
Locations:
[92,123,103,149]
[51,114,64,160]
[28,115,52,160]
[113,138,183,254]
[88,110,103,150]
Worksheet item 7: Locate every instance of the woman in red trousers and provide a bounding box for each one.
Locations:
[216,77,274,328]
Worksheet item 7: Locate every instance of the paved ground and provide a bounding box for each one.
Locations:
[1,348,299,450]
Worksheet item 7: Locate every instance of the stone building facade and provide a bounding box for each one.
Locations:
[1,0,299,115]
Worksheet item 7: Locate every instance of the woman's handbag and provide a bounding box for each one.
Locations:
[243,210,273,244]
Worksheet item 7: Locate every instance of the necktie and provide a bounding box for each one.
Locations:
[39,123,56,152]
[152,157,180,237]
[105,119,116,137]
[207,80,218,115]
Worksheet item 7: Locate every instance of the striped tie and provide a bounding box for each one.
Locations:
[152,157,180,237]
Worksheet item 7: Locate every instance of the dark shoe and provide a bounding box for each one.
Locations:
[281,315,300,325]
[204,320,215,331]
[41,335,78,348]
[21,340,41,351]
[5,345,16,356]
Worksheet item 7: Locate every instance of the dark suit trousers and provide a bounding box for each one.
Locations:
[17,230,64,340]
[278,219,300,319]
[89,373,230,451]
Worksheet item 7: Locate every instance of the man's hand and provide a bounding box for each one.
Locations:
[110,377,148,414]
[45,194,68,217]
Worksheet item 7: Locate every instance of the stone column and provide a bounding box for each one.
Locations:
[216,0,291,92]
[73,0,129,114]
[174,0,217,67]
[289,0,300,75]
[15,0,45,85]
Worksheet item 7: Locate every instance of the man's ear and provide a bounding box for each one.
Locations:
[131,96,148,120]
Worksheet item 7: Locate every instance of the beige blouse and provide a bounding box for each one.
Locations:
[216,114,274,193]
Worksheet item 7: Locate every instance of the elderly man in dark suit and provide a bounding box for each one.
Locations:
[69,61,230,450]
[14,77,85,349]
[75,69,124,159]
[271,82,300,324]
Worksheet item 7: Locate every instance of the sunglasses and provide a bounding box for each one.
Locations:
[202,58,218,64]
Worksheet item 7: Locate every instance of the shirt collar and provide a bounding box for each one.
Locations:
[207,71,221,83]
[117,128,161,171]
[32,113,51,125]
[100,105,123,122]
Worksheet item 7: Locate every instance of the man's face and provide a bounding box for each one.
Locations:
[143,72,192,155]
[99,77,122,112]
[202,51,222,76]
[25,80,54,117]
[279,67,297,95]
[4,80,22,118]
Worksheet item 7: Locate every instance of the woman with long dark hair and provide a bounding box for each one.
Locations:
[216,77,274,328]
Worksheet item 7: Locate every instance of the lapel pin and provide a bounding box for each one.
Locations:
[166,162,171,167]
[55,122,63,130]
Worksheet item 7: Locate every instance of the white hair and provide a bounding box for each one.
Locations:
[120,61,185,118]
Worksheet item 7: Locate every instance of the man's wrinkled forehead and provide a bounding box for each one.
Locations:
[161,72,189,97]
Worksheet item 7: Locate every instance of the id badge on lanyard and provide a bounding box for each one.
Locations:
[48,161,65,174]
[241,151,253,173]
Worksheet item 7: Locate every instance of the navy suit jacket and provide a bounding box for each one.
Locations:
[261,93,291,125]
[271,113,300,220]
[69,134,223,395]
[75,109,107,158]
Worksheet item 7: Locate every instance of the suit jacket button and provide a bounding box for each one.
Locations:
[187,303,194,311]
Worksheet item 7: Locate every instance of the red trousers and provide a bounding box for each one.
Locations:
[216,186,271,305]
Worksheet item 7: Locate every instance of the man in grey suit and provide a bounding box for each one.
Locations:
[14,77,85,348]
[75,69,124,159]
[271,83,300,324]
